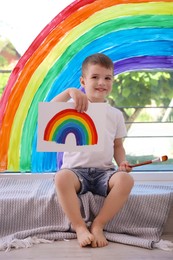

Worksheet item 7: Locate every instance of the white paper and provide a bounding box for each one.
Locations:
[37,102,106,152]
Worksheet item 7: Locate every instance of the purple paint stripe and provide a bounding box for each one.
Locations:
[114,56,173,74]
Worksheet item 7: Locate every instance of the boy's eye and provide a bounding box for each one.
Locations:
[105,77,112,80]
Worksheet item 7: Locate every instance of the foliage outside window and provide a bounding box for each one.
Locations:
[0,37,20,96]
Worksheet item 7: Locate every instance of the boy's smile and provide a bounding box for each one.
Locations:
[80,64,114,102]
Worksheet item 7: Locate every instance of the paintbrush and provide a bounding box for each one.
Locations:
[129,155,168,168]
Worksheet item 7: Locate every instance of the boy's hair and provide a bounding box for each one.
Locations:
[82,53,114,76]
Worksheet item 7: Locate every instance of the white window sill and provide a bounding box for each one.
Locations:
[0,172,173,184]
[131,171,173,184]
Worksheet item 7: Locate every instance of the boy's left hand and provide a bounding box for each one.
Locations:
[118,161,132,173]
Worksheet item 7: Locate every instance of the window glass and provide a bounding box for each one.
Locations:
[1,42,173,172]
[109,71,173,171]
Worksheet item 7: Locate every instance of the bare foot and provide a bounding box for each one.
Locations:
[75,226,94,247]
[90,225,108,248]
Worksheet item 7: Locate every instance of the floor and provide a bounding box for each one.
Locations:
[0,235,172,260]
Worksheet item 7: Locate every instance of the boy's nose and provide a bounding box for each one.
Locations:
[98,79,105,85]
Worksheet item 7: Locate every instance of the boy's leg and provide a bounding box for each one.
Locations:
[54,169,94,247]
[91,171,134,248]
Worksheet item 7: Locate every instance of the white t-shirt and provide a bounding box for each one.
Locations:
[61,103,127,169]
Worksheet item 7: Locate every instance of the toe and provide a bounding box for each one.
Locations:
[91,240,98,248]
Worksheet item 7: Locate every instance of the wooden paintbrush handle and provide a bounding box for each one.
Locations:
[129,156,167,168]
[129,160,153,167]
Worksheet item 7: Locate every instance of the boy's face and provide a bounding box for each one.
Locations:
[80,64,114,102]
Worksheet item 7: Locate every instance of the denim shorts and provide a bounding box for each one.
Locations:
[71,167,117,197]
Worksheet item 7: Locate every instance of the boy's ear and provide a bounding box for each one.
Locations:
[80,76,85,87]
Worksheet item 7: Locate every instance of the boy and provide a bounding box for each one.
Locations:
[52,53,134,248]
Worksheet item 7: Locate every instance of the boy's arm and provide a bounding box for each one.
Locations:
[51,88,73,102]
[51,88,88,112]
[113,138,132,173]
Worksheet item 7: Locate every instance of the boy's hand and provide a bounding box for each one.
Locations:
[118,161,132,173]
[68,88,88,113]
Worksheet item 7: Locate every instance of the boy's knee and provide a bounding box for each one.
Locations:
[55,169,80,192]
[120,172,134,193]
[113,172,134,194]
[54,169,71,189]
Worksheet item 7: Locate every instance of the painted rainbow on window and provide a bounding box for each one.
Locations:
[44,109,98,146]
[0,0,173,173]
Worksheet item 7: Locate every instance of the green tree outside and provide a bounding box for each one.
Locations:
[108,71,173,129]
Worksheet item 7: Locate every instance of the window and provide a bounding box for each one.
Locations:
[0,2,173,178]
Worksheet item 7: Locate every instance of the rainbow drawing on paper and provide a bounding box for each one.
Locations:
[0,0,173,172]
[44,109,98,146]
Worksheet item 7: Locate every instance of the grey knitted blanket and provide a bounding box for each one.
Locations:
[0,176,173,251]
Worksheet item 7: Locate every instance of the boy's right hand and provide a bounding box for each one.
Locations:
[68,88,88,113]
